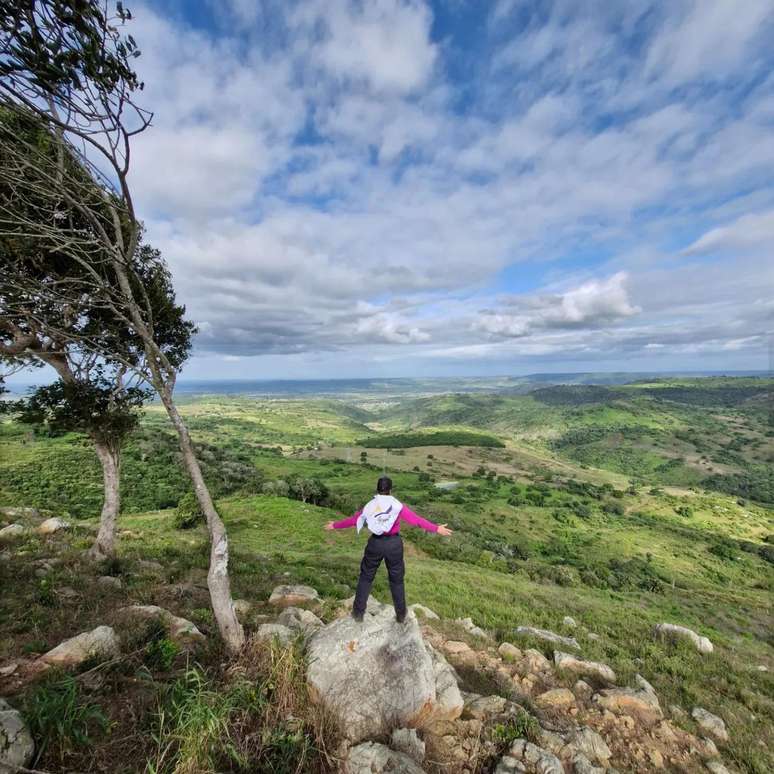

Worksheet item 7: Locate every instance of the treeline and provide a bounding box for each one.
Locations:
[357,430,505,448]
[530,385,618,406]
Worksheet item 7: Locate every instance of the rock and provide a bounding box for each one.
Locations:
[563,616,577,628]
[255,623,294,645]
[444,640,472,655]
[391,728,425,764]
[268,584,319,607]
[410,603,439,620]
[508,739,564,774]
[670,704,687,719]
[37,517,70,535]
[520,648,551,674]
[233,599,252,619]
[0,663,19,677]
[515,626,580,650]
[697,738,719,758]
[0,698,35,770]
[572,754,605,774]
[594,685,663,724]
[137,559,164,573]
[635,673,656,695]
[692,707,729,742]
[0,524,26,541]
[119,605,205,648]
[654,623,713,654]
[554,651,616,683]
[705,760,731,774]
[97,575,122,589]
[276,606,323,634]
[40,625,120,668]
[307,601,461,742]
[339,595,389,617]
[756,664,768,672]
[495,754,527,773]
[426,644,463,720]
[498,642,522,661]
[0,507,39,519]
[573,680,594,700]
[464,694,508,719]
[535,688,575,709]
[344,741,424,773]
[456,616,488,638]
[648,748,665,768]
[586,633,600,642]
[562,726,611,763]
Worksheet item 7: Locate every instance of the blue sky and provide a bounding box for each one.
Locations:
[11,0,774,384]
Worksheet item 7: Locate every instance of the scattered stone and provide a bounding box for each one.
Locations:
[0,524,26,541]
[410,603,439,620]
[0,697,35,770]
[520,648,552,674]
[554,651,616,683]
[444,640,474,657]
[508,738,563,774]
[426,644,463,721]
[0,662,19,677]
[692,707,729,742]
[57,586,79,600]
[586,633,601,642]
[232,599,252,619]
[391,728,425,764]
[97,575,122,589]
[277,606,323,634]
[40,625,120,668]
[562,726,611,763]
[456,616,488,638]
[563,616,577,628]
[307,601,462,741]
[344,741,424,774]
[515,626,580,650]
[268,584,319,607]
[535,688,575,709]
[704,760,731,774]
[654,623,713,654]
[572,754,605,774]
[495,755,527,773]
[37,517,70,535]
[635,673,656,695]
[464,694,508,719]
[670,704,687,719]
[756,665,768,672]
[498,642,523,661]
[594,685,663,724]
[573,680,594,700]
[119,605,205,648]
[0,507,39,519]
[137,559,164,573]
[255,623,294,645]
[697,738,719,758]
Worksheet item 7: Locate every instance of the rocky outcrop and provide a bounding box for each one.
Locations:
[502,739,563,774]
[233,599,252,619]
[410,603,439,620]
[692,707,729,742]
[268,584,319,607]
[255,623,294,645]
[456,616,488,638]
[343,741,424,773]
[498,642,522,661]
[37,517,70,535]
[535,688,575,709]
[119,605,205,649]
[654,623,713,654]
[594,681,663,724]
[554,651,616,683]
[0,698,35,770]
[306,599,462,741]
[390,727,425,764]
[39,625,120,668]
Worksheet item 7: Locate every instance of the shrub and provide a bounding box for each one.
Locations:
[174,492,204,530]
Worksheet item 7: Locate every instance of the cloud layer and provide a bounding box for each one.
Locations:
[121,0,773,377]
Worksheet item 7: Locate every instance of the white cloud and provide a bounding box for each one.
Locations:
[684,210,774,255]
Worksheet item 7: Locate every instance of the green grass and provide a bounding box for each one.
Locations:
[357,429,505,448]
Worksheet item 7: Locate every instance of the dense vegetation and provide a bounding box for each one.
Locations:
[357,430,505,448]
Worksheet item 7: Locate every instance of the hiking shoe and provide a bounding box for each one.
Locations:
[352,612,364,623]
[395,612,407,624]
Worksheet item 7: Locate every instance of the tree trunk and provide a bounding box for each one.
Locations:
[158,387,245,653]
[88,441,120,562]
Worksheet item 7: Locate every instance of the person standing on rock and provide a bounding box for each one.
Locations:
[325,476,453,623]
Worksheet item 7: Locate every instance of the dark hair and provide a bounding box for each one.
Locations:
[376,476,392,494]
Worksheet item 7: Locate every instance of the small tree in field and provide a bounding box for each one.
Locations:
[0,1,244,650]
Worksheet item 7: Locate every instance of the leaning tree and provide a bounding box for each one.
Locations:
[0,1,245,650]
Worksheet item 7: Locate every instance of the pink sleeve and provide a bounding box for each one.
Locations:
[332,511,360,529]
[399,505,438,533]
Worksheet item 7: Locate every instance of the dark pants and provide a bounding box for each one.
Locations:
[353,534,406,618]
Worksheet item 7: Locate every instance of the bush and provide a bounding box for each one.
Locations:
[174,492,204,530]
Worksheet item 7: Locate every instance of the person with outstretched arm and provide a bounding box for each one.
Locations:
[325,476,453,623]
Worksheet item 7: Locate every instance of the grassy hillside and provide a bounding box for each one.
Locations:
[0,376,772,772]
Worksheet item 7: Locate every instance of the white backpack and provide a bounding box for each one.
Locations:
[356,494,403,535]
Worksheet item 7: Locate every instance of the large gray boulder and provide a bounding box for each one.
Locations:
[39,625,120,668]
[0,524,26,542]
[307,601,462,741]
[654,623,713,654]
[37,517,70,535]
[268,584,319,607]
[692,707,729,742]
[343,741,424,773]
[554,651,616,683]
[0,698,35,770]
[276,606,323,635]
